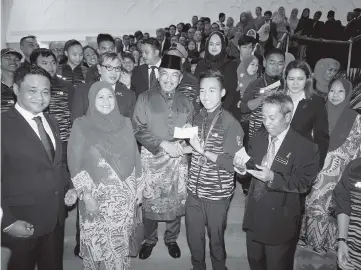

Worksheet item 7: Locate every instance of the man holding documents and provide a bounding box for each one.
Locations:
[132,54,194,260]
[186,69,244,270]
[234,93,319,270]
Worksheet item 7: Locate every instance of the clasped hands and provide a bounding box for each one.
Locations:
[233,148,274,182]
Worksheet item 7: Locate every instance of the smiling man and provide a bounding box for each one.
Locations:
[132,54,194,260]
[234,92,319,270]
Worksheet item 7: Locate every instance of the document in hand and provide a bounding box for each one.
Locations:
[174,126,199,139]
[259,80,281,94]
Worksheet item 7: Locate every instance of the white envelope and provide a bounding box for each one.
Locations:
[234,147,251,164]
[259,80,281,94]
[174,126,198,139]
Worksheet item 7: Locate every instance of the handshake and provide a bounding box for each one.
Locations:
[233,147,251,175]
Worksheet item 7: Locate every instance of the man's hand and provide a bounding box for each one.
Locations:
[189,135,204,155]
[160,141,183,158]
[135,188,144,205]
[247,164,274,182]
[5,220,34,238]
[64,188,78,206]
[338,241,354,270]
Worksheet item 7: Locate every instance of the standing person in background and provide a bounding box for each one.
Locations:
[192,15,198,27]
[156,28,171,55]
[272,6,289,48]
[217,13,226,30]
[294,8,311,60]
[123,35,130,51]
[186,69,244,270]
[236,12,256,36]
[253,6,265,31]
[194,30,205,52]
[305,11,324,69]
[226,26,244,59]
[197,19,205,32]
[1,65,77,270]
[85,33,116,83]
[119,52,136,90]
[1,49,22,112]
[49,41,65,65]
[131,38,162,98]
[57,39,87,87]
[194,31,238,111]
[224,17,235,40]
[288,8,300,57]
[17,35,39,74]
[169,25,177,37]
[133,55,194,260]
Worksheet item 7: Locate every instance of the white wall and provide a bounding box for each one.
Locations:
[2,0,359,45]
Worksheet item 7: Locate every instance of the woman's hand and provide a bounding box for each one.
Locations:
[338,241,354,270]
[83,193,99,217]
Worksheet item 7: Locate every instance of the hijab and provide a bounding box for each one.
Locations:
[289,8,299,32]
[314,58,340,95]
[237,55,258,94]
[204,31,227,69]
[327,78,358,151]
[296,8,310,32]
[78,81,140,180]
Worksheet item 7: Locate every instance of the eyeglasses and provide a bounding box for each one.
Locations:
[101,65,122,72]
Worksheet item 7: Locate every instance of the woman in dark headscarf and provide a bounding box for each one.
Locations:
[294,8,311,60]
[194,31,238,110]
[302,78,361,254]
[68,81,144,270]
[314,58,341,99]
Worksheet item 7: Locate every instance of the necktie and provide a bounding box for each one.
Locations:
[33,116,55,161]
[253,137,278,201]
[149,66,158,89]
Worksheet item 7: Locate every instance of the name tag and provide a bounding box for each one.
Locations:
[275,155,288,165]
[116,92,124,96]
[355,182,361,188]
[212,133,218,138]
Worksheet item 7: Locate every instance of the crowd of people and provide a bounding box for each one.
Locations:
[1,4,361,270]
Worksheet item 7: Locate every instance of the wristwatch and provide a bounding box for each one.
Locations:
[337,238,347,243]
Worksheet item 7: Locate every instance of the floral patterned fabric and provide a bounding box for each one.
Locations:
[141,144,188,221]
[302,115,361,251]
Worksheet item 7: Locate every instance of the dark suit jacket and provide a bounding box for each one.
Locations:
[305,20,324,38]
[71,82,136,122]
[1,108,71,240]
[242,127,319,245]
[290,95,329,169]
[161,38,171,55]
[131,64,151,99]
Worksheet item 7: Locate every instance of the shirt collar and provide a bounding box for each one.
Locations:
[15,103,44,121]
[288,90,306,102]
[201,104,222,118]
[149,59,162,69]
[269,125,290,142]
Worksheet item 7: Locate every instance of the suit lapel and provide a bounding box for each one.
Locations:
[142,65,149,88]
[292,99,308,124]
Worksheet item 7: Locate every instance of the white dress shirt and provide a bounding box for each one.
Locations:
[288,91,306,118]
[15,103,56,149]
[268,126,290,156]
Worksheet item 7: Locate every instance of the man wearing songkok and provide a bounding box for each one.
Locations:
[132,54,194,260]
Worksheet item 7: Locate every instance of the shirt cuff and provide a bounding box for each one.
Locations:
[3,223,14,232]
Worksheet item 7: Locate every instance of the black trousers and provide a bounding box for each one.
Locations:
[6,221,64,270]
[185,193,231,270]
[246,232,297,270]
[143,216,181,245]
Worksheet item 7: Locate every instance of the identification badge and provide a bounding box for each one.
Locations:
[198,156,207,166]
[275,155,288,165]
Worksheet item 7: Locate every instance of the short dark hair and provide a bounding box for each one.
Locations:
[121,52,135,63]
[263,93,294,115]
[97,33,115,46]
[204,17,211,24]
[327,10,335,18]
[238,35,256,46]
[197,19,204,24]
[123,35,129,39]
[199,69,224,88]
[354,8,361,13]
[265,48,285,60]
[98,52,120,65]
[20,35,37,45]
[141,38,161,53]
[30,48,56,64]
[264,10,272,17]
[256,6,262,12]
[169,24,176,29]
[83,45,99,58]
[219,13,225,19]
[315,11,322,16]
[134,31,143,39]
[64,39,82,52]
[129,35,135,39]
[14,64,51,87]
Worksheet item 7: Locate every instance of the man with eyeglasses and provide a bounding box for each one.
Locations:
[49,41,65,65]
[71,52,136,121]
[132,54,194,260]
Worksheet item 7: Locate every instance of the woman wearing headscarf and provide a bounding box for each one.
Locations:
[68,81,144,270]
[288,8,300,57]
[314,58,341,100]
[294,8,311,60]
[301,78,361,253]
[194,31,238,111]
[224,17,235,40]
[226,26,244,59]
[236,12,256,35]
[333,157,361,270]
[272,7,290,43]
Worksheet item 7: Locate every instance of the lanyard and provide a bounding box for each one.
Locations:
[200,109,222,148]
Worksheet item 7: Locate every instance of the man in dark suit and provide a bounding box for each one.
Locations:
[71,52,136,121]
[305,11,325,69]
[156,28,171,55]
[234,93,319,270]
[1,65,77,270]
[131,38,162,98]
